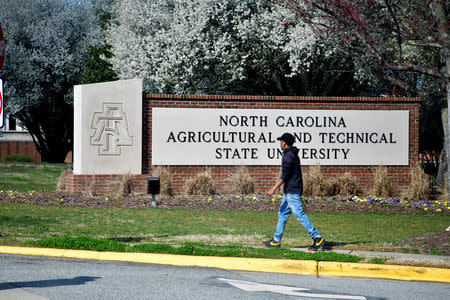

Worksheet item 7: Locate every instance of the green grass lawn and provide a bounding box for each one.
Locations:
[0,162,68,191]
[0,202,447,250]
[0,162,448,261]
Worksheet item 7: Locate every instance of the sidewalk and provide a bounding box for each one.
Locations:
[1,246,449,283]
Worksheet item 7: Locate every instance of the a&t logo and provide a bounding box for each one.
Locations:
[90,102,133,155]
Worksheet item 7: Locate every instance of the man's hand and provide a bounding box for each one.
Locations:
[266,179,283,197]
[266,188,276,197]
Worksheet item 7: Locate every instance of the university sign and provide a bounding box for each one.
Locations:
[70,81,419,194]
[152,108,409,166]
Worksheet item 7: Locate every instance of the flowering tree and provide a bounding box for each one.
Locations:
[279,0,450,190]
[107,0,356,95]
[0,0,102,162]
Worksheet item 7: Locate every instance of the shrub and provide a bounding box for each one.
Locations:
[402,166,431,201]
[227,166,255,195]
[183,170,215,195]
[371,165,393,197]
[2,154,34,162]
[303,164,326,196]
[152,166,174,196]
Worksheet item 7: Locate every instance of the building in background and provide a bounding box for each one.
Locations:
[0,113,41,162]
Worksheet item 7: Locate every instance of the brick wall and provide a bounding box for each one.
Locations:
[66,94,421,195]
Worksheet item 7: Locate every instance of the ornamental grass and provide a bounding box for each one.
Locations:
[183,170,216,195]
[402,165,431,202]
[303,164,327,196]
[152,166,174,196]
[227,165,255,195]
[371,165,393,198]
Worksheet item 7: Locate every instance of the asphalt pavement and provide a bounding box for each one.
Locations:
[2,253,449,300]
[0,246,449,284]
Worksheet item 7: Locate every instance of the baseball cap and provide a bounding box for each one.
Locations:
[277,133,295,146]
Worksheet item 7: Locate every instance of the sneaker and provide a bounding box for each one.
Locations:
[308,237,325,251]
[261,238,281,248]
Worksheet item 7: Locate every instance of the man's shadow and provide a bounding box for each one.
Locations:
[0,276,100,290]
[297,241,360,250]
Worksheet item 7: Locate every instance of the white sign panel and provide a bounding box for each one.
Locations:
[152,108,409,166]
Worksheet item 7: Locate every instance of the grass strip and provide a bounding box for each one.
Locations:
[0,162,68,192]
[27,236,362,263]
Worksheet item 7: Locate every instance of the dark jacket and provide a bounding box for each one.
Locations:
[280,146,303,195]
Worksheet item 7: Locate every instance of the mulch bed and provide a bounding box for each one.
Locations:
[1,190,448,213]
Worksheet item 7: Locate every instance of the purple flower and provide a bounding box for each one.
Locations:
[96,200,99,205]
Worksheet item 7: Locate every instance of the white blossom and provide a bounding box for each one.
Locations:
[107,0,318,94]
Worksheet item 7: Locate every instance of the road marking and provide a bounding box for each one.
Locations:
[218,277,367,299]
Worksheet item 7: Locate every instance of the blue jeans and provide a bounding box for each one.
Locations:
[273,194,321,242]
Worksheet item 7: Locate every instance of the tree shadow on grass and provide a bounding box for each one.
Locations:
[0,276,101,290]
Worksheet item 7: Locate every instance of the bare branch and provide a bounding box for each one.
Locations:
[386,63,445,80]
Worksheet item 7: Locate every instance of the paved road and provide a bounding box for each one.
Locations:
[1,254,449,300]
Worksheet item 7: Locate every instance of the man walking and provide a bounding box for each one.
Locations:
[262,133,325,251]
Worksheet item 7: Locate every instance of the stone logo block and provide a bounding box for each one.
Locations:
[90,102,133,156]
[74,79,142,174]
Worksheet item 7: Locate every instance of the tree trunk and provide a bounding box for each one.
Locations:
[437,108,448,187]
[447,83,450,200]
[430,0,450,200]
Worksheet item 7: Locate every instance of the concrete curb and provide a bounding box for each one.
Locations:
[1,246,449,283]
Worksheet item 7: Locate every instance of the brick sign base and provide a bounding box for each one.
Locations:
[65,95,420,195]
